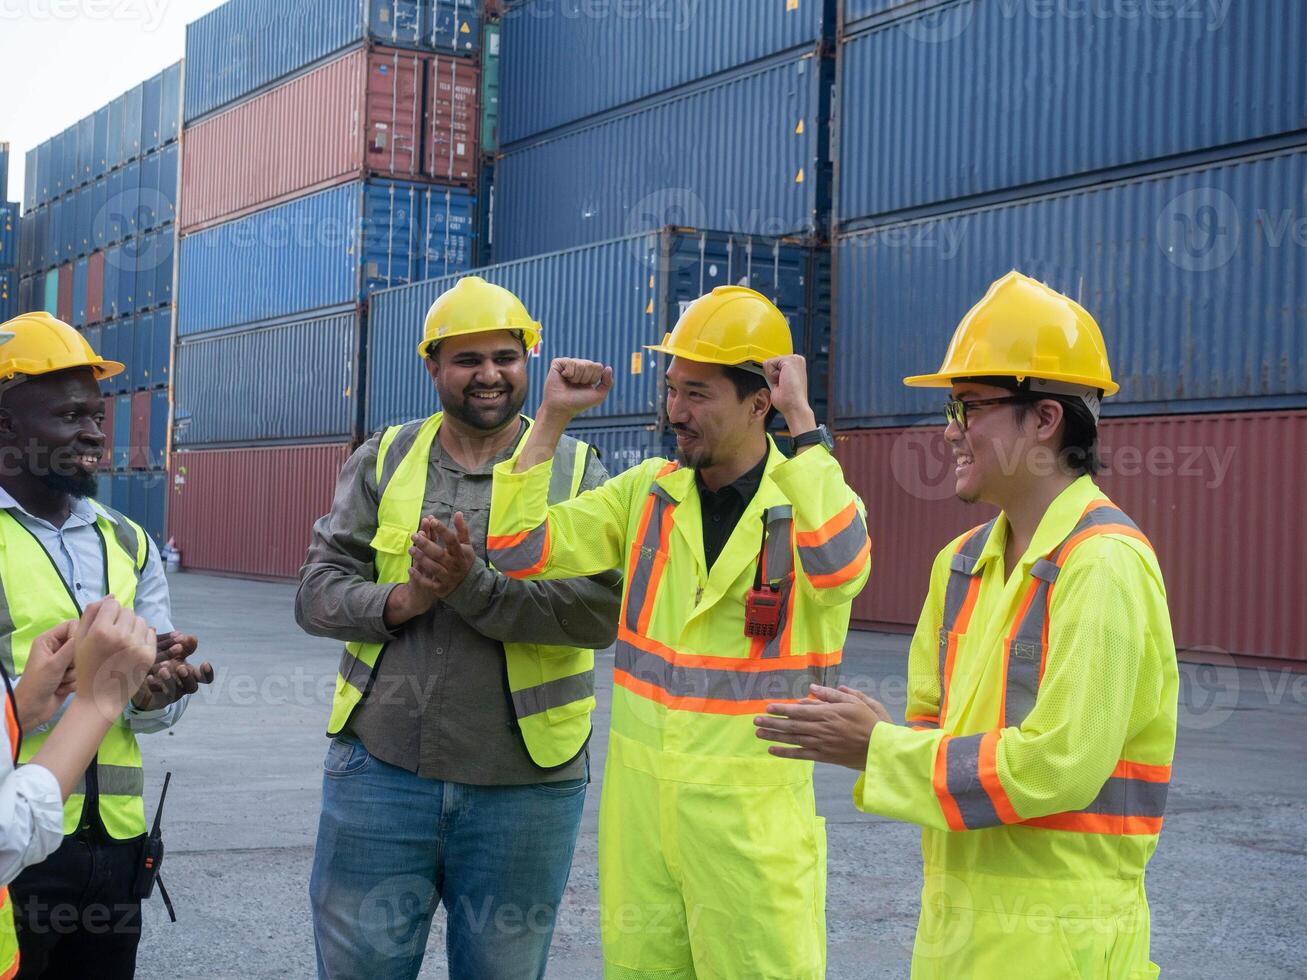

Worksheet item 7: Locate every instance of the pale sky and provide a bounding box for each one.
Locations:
[0,0,229,209]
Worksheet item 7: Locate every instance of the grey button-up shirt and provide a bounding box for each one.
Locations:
[0,487,185,734]
[295,419,621,785]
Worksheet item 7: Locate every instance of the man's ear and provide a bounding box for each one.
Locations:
[1033,398,1065,445]
[424,355,440,384]
[752,385,773,423]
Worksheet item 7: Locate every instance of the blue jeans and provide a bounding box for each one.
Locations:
[310,733,587,980]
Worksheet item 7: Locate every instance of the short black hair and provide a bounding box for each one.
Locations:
[961,375,1101,475]
[425,329,527,362]
[722,364,778,427]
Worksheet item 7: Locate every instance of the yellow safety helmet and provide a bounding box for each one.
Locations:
[645,285,792,370]
[418,276,542,358]
[0,312,123,386]
[904,270,1118,398]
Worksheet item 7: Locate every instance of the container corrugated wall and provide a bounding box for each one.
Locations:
[425,53,480,184]
[493,50,828,261]
[177,179,474,336]
[365,229,829,432]
[184,0,480,123]
[833,145,1307,427]
[173,311,361,446]
[499,0,826,144]
[181,47,439,232]
[167,443,352,579]
[837,0,1307,224]
[834,409,1307,662]
[570,422,673,477]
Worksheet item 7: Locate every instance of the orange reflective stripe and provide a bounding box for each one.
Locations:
[932,735,967,832]
[614,670,808,716]
[1056,523,1152,562]
[794,501,858,549]
[619,626,839,672]
[977,730,1021,824]
[636,503,677,634]
[1022,812,1164,836]
[940,575,981,725]
[805,536,871,589]
[1112,759,1172,782]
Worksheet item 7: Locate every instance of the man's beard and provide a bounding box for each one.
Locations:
[38,469,99,499]
[442,387,527,432]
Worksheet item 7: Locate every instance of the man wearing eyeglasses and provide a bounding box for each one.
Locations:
[756,271,1178,978]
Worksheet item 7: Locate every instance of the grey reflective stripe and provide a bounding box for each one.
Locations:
[1004,577,1051,726]
[96,763,145,797]
[937,521,996,700]
[1070,504,1140,536]
[548,437,582,506]
[377,419,426,496]
[0,568,14,676]
[615,639,838,703]
[488,523,549,573]
[512,672,596,718]
[106,511,145,574]
[621,489,675,629]
[1083,775,1170,819]
[761,506,794,584]
[74,777,85,796]
[337,647,372,696]
[1030,558,1061,583]
[910,719,940,730]
[796,509,868,577]
[944,734,1003,829]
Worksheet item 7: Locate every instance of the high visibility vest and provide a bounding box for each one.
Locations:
[928,499,1171,836]
[0,666,21,978]
[325,413,599,769]
[0,504,150,840]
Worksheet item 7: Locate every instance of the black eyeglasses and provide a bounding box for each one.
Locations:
[943,396,1028,431]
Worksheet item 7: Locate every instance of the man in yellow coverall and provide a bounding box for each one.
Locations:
[478,285,870,978]
[756,271,1179,978]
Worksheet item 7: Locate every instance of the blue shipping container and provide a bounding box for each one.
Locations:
[833,145,1307,426]
[0,142,8,202]
[161,62,182,145]
[149,392,169,468]
[178,180,474,336]
[17,275,33,316]
[0,202,15,266]
[77,115,95,186]
[494,49,828,262]
[0,271,14,322]
[108,95,126,171]
[113,393,132,468]
[141,71,163,156]
[500,0,826,145]
[94,106,110,179]
[570,423,674,477]
[366,227,830,432]
[21,147,34,213]
[838,0,1307,224]
[184,0,479,123]
[72,257,88,326]
[174,310,361,446]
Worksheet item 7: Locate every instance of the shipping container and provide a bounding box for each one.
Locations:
[130,389,152,469]
[479,21,499,155]
[86,251,104,323]
[21,146,34,213]
[94,106,110,179]
[161,62,183,146]
[500,0,826,145]
[167,442,352,579]
[72,257,88,326]
[41,269,58,315]
[184,0,480,123]
[366,227,830,432]
[0,201,15,266]
[98,382,114,470]
[56,263,73,322]
[76,114,94,186]
[833,145,1307,427]
[177,179,475,336]
[425,52,479,184]
[837,0,1307,223]
[17,276,33,317]
[570,422,674,477]
[0,271,14,323]
[493,49,830,261]
[141,70,163,156]
[112,392,132,468]
[181,46,475,232]
[835,409,1307,663]
[0,142,8,200]
[173,310,362,446]
[150,389,169,468]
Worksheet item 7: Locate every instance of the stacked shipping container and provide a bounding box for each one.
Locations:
[14,66,182,547]
[170,0,485,579]
[831,0,1307,662]
[0,144,15,321]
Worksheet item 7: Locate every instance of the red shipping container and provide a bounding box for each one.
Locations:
[181,45,454,233]
[835,409,1307,664]
[167,443,350,579]
[56,263,73,323]
[86,251,104,324]
[129,390,151,470]
[99,394,114,470]
[426,55,479,184]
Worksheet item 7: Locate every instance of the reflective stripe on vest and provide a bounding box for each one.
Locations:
[0,669,19,977]
[932,500,1167,835]
[615,473,838,714]
[0,505,149,840]
[326,414,597,770]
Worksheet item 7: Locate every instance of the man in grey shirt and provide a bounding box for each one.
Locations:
[298,278,620,980]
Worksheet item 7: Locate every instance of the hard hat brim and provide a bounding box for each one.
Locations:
[417,325,542,359]
[644,342,771,368]
[903,369,1120,396]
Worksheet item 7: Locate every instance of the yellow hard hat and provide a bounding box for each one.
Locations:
[904,270,1119,396]
[0,312,123,385]
[645,285,793,368]
[418,276,542,358]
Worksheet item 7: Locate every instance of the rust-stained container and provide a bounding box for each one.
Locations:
[167,443,351,580]
[180,45,472,233]
[835,409,1307,664]
[86,251,104,324]
[425,54,478,185]
[129,390,151,470]
[56,263,73,322]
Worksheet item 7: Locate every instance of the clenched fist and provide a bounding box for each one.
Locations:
[538,358,614,422]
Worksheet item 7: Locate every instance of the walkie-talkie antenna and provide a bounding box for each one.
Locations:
[151,771,171,837]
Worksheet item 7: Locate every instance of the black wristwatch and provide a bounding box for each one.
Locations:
[791,424,834,452]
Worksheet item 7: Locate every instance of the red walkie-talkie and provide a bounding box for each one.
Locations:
[745,516,782,639]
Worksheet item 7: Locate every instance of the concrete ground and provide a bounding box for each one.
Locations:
[133,573,1305,979]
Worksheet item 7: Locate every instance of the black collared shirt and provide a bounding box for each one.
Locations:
[696,449,769,570]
